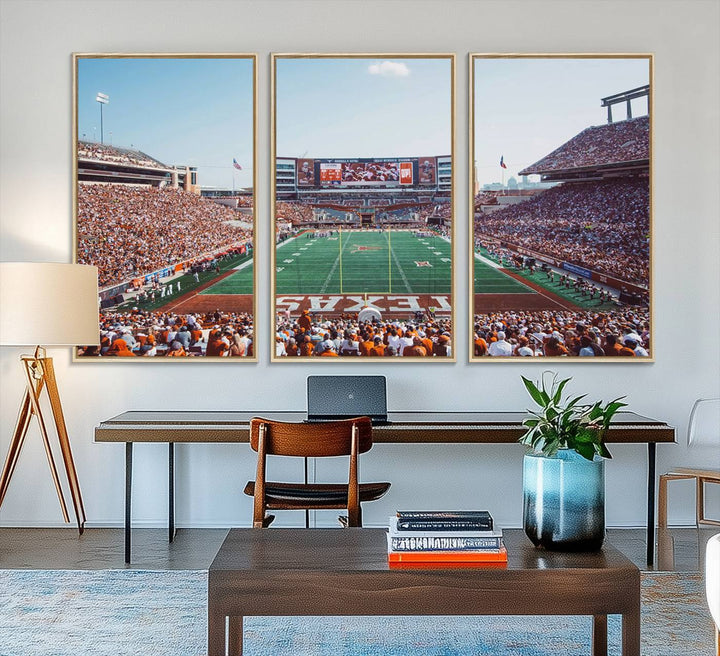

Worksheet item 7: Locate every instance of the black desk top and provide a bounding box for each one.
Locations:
[95,411,675,444]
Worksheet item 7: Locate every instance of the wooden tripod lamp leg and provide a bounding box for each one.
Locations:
[41,357,86,533]
[0,354,85,534]
[0,390,34,506]
[20,356,72,524]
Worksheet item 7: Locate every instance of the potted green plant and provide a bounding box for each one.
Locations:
[519,372,626,551]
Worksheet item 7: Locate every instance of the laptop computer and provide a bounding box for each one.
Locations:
[306,375,389,425]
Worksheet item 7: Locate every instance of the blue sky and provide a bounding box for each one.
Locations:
[474,57,650,187]
[276,57,452,158]
[77,56,254,189]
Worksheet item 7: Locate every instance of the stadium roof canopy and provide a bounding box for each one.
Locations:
[78,140,169,169]
[519,116,649,182]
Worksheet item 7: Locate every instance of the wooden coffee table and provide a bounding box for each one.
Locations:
[208,528,640,656]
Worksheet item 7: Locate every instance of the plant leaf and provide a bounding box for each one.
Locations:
[575,442,595,461]
[552,377,571,404]
[521,376,546,407]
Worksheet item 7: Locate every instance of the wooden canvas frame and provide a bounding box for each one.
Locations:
[72,53,258,361]
[271,53,456,362]
[469,54,653,362]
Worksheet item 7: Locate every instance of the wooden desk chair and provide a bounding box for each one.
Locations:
[243,416,390,528]
[658,398,720,528]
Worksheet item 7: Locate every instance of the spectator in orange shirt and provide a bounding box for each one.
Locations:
[369,336,386,356]
[544,335,570,357]
[403,337,427,357]
[167,341,187,357]
[298,310,312,333]
[206,330,229,357]
[359,333,374,357]
[420,333,434,356]
[107,337,135,356]
[474,334,488,356]
[320,344,339,357]
[299,335,314,357]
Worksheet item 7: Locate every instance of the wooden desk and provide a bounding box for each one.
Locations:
[94,411,675,564]
[207,528,641,656]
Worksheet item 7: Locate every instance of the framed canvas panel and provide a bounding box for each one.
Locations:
[470,54,653,361]
[73,54,257,360]
[272,54,455,361]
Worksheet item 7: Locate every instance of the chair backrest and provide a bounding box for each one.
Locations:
[249,417,373,457]
[687,398,720,447]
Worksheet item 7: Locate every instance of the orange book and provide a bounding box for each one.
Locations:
[388,545,507,564]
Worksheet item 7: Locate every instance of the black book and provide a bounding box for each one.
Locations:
[395,510,493,532]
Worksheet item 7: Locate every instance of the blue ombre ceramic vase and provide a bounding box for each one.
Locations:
[523,448,606,551]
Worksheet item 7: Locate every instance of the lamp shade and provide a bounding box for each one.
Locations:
[0,262,99,346]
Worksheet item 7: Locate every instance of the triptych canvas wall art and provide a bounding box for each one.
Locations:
[72,53,652,362]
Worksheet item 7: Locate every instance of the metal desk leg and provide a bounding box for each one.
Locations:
[169,443,175,542]
[646,442,656,566]
[125,442,133,564]
[304,456,310,528]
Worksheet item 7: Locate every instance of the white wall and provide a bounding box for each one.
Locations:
[1,0,718,530]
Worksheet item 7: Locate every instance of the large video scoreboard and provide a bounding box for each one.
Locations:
[296,156,438,188]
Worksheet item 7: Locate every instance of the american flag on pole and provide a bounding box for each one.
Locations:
[233,158,242,171]
[500,155,507,169]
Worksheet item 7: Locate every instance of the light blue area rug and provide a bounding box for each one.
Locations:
[0,569,714,656]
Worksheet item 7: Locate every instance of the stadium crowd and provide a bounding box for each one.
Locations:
[472,308,650,357]
[275,312,453,357]
[77,183,251,288]
[77,308,254,357]
[275,201,314,224]
[474,177,649,285]
[520,116,649,174]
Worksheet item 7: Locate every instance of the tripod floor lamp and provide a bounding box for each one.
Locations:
[0,262,99,533]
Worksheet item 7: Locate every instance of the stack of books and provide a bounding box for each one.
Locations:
[387,510,507,567]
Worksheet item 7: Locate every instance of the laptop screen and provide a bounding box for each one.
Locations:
[306,375,387,422]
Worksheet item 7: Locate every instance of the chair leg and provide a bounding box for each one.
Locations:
[347,504,361,527]
[697,477,704,527]
[658,474,669,528]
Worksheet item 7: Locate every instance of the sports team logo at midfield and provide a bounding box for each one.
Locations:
[273,55,454,359]
[352,245,384,253]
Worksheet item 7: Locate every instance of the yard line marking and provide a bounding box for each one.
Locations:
[233,257,254,271]
[276,236,298,249]
[320,231,351,294]
[474,251,503,270]
[390,240,413,294]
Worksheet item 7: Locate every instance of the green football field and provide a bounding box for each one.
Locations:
[473,254,531,294]
[200,259,254,294]
[473,248,618,311]
[274,230,452,295]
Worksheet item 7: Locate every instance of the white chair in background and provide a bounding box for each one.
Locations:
[706,532,720,656]
[658,398,720,528]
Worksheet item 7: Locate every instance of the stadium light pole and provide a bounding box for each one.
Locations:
[95,92,109,144]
